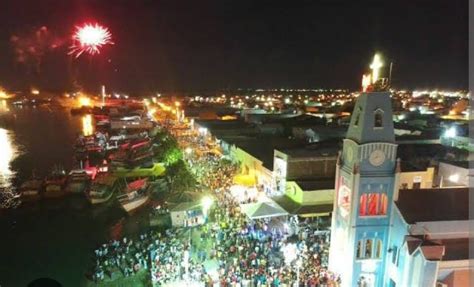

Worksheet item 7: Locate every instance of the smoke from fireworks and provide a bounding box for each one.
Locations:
[10,26,63,73]
[69,23,113,58]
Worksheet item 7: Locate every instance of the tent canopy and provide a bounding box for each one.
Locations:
[240,200,288,219]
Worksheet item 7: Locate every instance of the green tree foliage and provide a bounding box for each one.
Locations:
[167,160,196,193]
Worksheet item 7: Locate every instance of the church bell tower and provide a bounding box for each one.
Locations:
[329,54,398,287]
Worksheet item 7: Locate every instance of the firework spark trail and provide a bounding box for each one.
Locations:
[69,23,113,58]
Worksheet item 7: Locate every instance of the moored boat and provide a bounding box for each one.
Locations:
[86,174,124,204]
[64,170,91,194]
[43,167,67,198]
[19,179,43,201]
[117,178,150,213]
[112,162,165,178]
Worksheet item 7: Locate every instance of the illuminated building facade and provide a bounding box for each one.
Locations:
[329,90,397,287]
[329,55,471,287]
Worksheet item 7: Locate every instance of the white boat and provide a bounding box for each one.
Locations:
[117,178,150,213]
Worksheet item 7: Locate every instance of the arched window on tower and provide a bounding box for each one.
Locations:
[354,107,362,127]
[374,109,384,128]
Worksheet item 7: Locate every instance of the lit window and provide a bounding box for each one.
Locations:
[359,194,367,215]
[359,193,388,216]
[368,193,379,215]
[374,110,383,128]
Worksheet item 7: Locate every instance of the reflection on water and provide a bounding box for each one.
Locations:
[0,128,21,188]
[1,99,8,112]
[82,114,94,136]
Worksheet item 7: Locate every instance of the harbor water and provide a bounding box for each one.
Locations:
[0,103,151,286]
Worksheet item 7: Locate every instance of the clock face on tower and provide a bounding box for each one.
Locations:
[369,149,386,166]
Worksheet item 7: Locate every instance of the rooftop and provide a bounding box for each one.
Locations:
[273,195,333,216]
[396,188,469,224]
[440,238,469,261]
[294,179,335,191]
[277,140,341,158]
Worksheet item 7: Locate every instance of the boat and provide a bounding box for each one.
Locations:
[43,166,67,198]
[18,179,43,201]
[64,170,91,194]
[117,178,150,213]
[109,138,154,168]
[86,174,124,204]
[113,162,166,178]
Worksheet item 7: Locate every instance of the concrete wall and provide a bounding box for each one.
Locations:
[438,162,469,187]
[285,181,334,205]
[399,167,435,189]
[441,269,471,287]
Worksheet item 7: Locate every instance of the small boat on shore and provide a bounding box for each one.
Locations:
[43,167,67,198]
[19,179,43,201]
[86,174,124,204]
[64,170,91,194]
[117,178,150,213]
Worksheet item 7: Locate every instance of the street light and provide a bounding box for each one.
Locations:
[444,126,457,138]
[201,196,214,218]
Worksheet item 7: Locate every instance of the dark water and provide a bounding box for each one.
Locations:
[0,104,151,287]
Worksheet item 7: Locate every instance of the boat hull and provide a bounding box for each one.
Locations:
[120,196,149,213]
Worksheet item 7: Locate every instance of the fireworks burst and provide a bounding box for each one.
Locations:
[69,23,113,58]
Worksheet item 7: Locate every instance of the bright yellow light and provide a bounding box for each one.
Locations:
[201,196,214,215]
[0,89,13,99]
[362,74,372,92]
[79,97,91,107]
[175,101,181,107]
[31,88,40,95]
[370,54,383,84]
[82,114,94,136]
[0,128,16,182]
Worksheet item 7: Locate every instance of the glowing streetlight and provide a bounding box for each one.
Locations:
[444,127,457,138]
[201,196,214,217]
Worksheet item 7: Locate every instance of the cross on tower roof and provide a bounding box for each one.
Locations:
[370,54,383,84]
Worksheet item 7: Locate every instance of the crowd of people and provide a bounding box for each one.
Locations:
[89,121,340,286]
[90,232,154,282]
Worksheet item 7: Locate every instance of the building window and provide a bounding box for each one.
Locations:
[375,239,383,258]
[354,108,361,127]
[391,246,398,264]
[359,193,388,216]
[357,238,382,260]
[374,109,383,128]
[412,182,421,189]
[356,240,363,259]
[365,239,373,258]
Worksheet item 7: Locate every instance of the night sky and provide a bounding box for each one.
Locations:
[0,0,468,93]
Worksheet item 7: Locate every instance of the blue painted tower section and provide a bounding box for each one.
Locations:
[329,91,398,287]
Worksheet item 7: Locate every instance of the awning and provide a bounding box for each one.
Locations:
[274,195,333,217]
[233,174,256,186]
[240,200,288,220]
